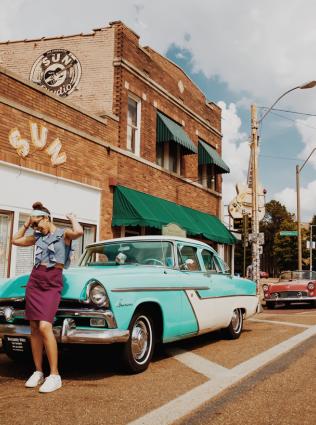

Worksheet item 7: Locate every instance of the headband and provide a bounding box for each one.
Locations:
[30,210,49,217]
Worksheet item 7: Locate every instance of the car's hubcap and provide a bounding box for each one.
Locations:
[131,316,151,363]
[231,309,242,332]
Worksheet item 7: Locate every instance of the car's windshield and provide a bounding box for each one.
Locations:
[79,240,174,268]
[279,271,316,281]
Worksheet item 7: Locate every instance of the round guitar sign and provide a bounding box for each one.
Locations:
[30,49,81,97]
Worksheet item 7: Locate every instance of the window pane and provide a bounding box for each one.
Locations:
[15,214,35,276]
[201,249,219,272]
[127,125,136,152]
[0,213,12,278]
[156,143,163,166]
[81,241,174,268]
[169,142,177,173]
[178,245,201,271]
[54,221,96,266]
[128,97,138,126]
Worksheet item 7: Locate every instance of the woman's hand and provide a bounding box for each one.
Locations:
[24,216,32,229]
[66,212,77,222]
[64,212,83,242]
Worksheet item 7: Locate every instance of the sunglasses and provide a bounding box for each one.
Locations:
[30,218,45,229]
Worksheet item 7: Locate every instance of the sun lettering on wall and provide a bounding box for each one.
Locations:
[8,121,67,166]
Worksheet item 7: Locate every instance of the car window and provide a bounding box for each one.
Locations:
[201,249,221,272]
[178,245,201,271]
[80,241,174,268]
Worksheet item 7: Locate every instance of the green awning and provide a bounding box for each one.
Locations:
[198,140,230,174]
[157,112,197,154]
[113,186,236,244]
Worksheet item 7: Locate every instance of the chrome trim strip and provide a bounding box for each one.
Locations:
[0,307,117,328]
[195,293,258,300]
[111,286,209,292]
[0,297,25,303]
[265,297,316,302]
[0,321,129,344]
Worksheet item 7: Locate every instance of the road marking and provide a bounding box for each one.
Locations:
[167,348,229,379]
[129,325,316,425]
[249,318,311,328]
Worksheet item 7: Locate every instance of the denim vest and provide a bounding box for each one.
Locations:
[34,228,72,269]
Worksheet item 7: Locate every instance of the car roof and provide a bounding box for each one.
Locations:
[86,235,212,249]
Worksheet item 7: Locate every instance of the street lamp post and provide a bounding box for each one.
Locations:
[250,80,316,291]
[296,147,316,270]
[309,225,316,273]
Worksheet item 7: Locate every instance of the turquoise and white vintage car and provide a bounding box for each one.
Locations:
[0,236,258,373]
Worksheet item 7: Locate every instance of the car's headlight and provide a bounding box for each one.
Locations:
[86,280,109,307]
[308,282,315,290]
[263,284,269,292]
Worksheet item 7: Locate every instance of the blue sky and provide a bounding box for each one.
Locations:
[2,0,316,221]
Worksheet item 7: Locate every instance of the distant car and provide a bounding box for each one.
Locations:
[263,270,316,309]
[0,236,259,373]
[260,271,269,279]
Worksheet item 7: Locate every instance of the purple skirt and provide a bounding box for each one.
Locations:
[25,265,63,323]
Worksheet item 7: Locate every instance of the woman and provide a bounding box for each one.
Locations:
[12,201,83,393]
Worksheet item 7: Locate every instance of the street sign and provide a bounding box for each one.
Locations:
[280,230,298,237]
[306,241,316,249]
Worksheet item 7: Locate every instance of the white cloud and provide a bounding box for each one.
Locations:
[295,117,316,168]
[271,116,316,221]
[2,0,316,111]
[219,102,250,206]
[274,180,316,222]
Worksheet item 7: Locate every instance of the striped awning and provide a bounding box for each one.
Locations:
[198,140,230,174]
[157,112,197,154]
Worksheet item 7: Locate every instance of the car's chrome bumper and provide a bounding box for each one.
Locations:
[265,296,316,302]
[0,306,130,344]
[0,318,129,344]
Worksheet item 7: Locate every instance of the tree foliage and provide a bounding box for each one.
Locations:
[234,200,311,277]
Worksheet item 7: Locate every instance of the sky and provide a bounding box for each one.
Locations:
[2,0,316,222]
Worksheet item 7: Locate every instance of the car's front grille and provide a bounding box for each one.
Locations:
[0,299,83,310]
[272,291,308,298]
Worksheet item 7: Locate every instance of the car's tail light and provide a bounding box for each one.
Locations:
[308,282,315,291]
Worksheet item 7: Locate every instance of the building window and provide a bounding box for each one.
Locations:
[127,95,141,155]
[0,211,13,278]
[54,220,97,266]
[14,215,97,275]
[156,142,183,175]
[198,164,217,191]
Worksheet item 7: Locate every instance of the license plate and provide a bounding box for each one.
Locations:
[4,336,30,353]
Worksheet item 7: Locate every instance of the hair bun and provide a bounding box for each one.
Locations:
[32,201,44,210]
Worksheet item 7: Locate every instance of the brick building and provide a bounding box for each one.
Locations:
[0,21,234,278]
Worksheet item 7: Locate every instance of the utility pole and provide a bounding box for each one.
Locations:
[251,105,260,294]
[296,165,302,270]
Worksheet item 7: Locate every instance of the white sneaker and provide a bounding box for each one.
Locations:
[25,371,44,388]
[39,375,62,393]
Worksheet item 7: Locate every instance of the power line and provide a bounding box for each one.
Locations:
[259,154,304,162]
[258,106,316,117]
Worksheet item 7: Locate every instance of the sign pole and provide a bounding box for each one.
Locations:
[251,105,260,294]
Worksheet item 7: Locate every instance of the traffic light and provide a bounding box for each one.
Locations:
[233,215,252,233]
[233,218,243,231]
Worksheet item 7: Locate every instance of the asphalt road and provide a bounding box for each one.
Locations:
[0,304,316,425]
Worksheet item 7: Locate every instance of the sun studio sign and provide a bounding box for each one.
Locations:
[30,49,82,97]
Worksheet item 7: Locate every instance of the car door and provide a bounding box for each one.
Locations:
[176,243,215,334]
[184,248,235,334]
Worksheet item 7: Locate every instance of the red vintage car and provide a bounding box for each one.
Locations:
[263,270,316,309]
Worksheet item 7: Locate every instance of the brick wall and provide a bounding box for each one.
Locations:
[0,27,115,116]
